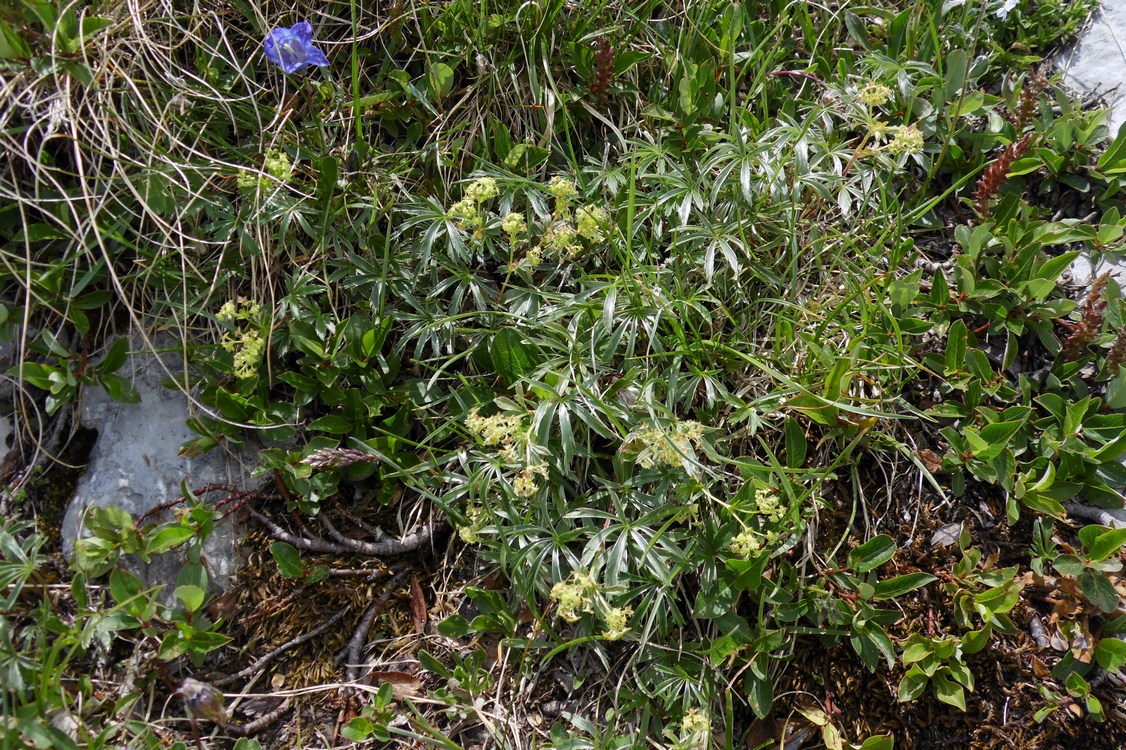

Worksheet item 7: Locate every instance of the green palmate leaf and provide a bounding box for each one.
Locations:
[848,535,896,573]
[269,541,306,578]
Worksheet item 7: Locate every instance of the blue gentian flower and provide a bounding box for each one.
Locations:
[263,22,330,74]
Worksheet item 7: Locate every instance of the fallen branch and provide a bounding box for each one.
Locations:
[214,606,351,688]
[345,570,410,684]
[227,697,294,737]
[246,504,444,557]
[1064,501,1126,529]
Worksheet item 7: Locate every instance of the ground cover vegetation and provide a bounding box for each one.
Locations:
[2,0,1126,747]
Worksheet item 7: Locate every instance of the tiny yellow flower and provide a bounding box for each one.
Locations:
[887,124,924,155]
[459,505,484,543]
[866,119,890,140]
[448,198,479,226]
[547,176,578,201]
[236,170,259,191]
[501,211,526,240]
[523,245,544,269]
[680,709,711,739]
[466,177,498,203]
[465,408,524,446]
[551,572,598,622]
[729,529,763,558]
[575,205,609,242]
[263,148,291,181]
[754,487,785,522]
[602,606,632,640]
[543,222,580,257]
[512,465,547,498]
[858,81,892,107]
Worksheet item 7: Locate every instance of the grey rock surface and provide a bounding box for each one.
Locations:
[62,338,256,595]
[1056,0,1126,137]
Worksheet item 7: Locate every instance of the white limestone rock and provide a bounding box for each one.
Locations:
[62,337,256,596]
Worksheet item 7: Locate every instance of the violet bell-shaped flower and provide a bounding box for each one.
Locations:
[263,22,329,74]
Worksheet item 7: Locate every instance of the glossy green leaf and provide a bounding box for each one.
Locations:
[848,535,896,573]
[269,541,306,579]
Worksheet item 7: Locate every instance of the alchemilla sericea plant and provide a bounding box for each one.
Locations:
[2,0,1126,748]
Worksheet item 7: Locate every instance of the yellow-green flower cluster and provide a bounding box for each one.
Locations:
[466,176,498,203]
[217,298,261,322]
[466,407,525,447]
[221,329,264,379]
[501,211,526,242]
[858,81,892,107]
[522,245,544,270]
[543,222,581,259]
[551,572,598,622]
[887,124,924,155]
[628,420,706,469]
[448,177,500,233]
[512,464,548,498]
[459,504,485,544]
[236,170,259,191]
[263,148,291,181]
[547,176,578,218]
[217,298,265,379]
[238,149,291,193]
[602,606,633,641]
[729,529,764,558]
[550,572,633,639]
[448,198,477,221]
[679,709,711,747]
[754,487,785,522]
[575,205,609,242]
